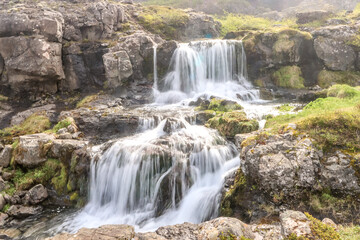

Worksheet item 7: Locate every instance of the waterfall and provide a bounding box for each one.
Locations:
[59,118,240,232]
[155,40,259,104]
[54,39,259,235]
[153,45,158,91]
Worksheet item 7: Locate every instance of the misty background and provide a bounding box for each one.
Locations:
[134,0,359,16]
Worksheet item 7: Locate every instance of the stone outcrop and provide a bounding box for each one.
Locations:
[15,134,56,168]
[47,212,339,240]
[221,127,360,224]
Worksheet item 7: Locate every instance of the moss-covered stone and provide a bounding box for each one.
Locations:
[138,6,189,40]
[0,113,51,142]
[305,213,340,240]
[272,66,305,89]
[206,111,259,138]
[317,70,360,89]
[220,168,247,217]
[204,98,243,112]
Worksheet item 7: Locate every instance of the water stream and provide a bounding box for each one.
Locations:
[43,40,281,236]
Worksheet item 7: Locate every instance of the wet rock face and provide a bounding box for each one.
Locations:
[7,205,42,219]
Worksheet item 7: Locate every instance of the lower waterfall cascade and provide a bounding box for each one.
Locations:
[53,39,266,234]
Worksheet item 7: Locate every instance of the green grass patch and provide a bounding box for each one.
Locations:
[339,225,360,240]
[266,85,360,152]
[76,94,99,108]
[277,104,295,112]
[272,66,305,89]
[0,113,51,140]
[215,13,298,36]
[138,6,189,40]
[1,204,10,213]
[318,70,360,88]
[51,118,73,133]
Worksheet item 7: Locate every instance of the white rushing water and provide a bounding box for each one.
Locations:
[154,40,260,104]
[54,40,271,234]
[58,118,240,232]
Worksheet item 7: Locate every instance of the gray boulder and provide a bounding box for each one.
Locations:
[15,134,56,168]
[7,205,42,219]
[23,184,48,205]
[103,50,133,88]
[314,36,356,71]
[0,145,12,168]
[280,210,311,237]
[296,11,333,24]
[0,194,5,211]
[0,37,64,94]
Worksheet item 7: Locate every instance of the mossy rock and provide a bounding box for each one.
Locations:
[272,66,305,89]
[206,111,259,138]
[197,98,243,112]
[317,70,360,89]
[138,6,189,40]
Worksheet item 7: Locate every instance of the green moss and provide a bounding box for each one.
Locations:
[272,66,305,89]
[51,117,73,133]
[51,163,68,194]
[0,113,51,139]
[204,98,243,112]
[339,225,360,240]
[318,70,360,89]
[220,168,247,216]
[206,111,259,138]
[327,84,360,99]
[138,6,189,40]
[219,231,251,240]
[76,94,99,108]
[305,213,340,240]
[0,95,8,101]
[70,192,79,202]
[12,159,63,191]
[1,204,10,213]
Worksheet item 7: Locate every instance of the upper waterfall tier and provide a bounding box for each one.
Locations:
[154,40,259,104]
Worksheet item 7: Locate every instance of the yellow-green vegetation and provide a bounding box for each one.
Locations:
[1,204,10,213]
[201,98,243,112]
[70,192,79,202]
[10,159,66,193]
[221,168,247,216]
[51,117,73,133]
[215,13,298,36]
[272,66,305,89]
[219,231,251,240]
[51,163,68,194]
[318,70,360,89]
[277,104,295,112]
[305,213,340,240]
[138,6,189,40]
[339,225,360,240]
[206,111,259,138]
[0,112,51,140]
[0,94,8,101]
[266,85,360,152]
[76,94,99,108]
[240,132,270,148]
